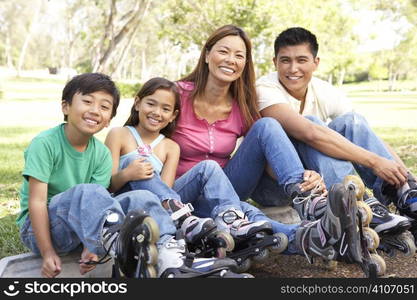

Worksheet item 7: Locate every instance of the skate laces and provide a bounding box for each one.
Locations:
[293,183,324,219]
[82,225,122,266]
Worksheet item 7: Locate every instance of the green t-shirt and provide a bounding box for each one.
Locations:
[16,124,112,228]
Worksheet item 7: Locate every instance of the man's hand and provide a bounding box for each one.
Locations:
[41,250,62,278]
[79,247,99,275]
[372,157,408,188]
[300,170,327,195]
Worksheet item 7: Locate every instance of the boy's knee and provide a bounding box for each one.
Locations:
[254,117,282,130]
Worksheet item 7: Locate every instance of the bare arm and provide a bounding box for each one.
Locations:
[160,140,180,188]
[261,103,408,186]
[28,177,62,278]
[104,128,153,193]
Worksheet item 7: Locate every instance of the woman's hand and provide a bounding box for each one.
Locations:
[300,170,327,195]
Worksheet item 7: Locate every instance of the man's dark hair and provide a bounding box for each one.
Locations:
[61,73,120,121]
[274,27,319,58]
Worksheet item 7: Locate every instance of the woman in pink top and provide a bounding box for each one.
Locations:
[171,25,365,268]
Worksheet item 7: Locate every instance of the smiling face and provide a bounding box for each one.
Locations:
[135,89,178,134]
[273,43,319,101]
[62,90,113,137]
[205,35,247,85]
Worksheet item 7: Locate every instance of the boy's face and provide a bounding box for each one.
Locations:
[62,91,114,136]
[273,43,319,100]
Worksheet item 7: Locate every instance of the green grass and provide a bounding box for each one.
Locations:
[0,77,416,260]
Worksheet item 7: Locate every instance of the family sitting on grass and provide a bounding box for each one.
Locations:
[16,25,417,278]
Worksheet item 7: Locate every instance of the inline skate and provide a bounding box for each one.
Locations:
[343,175,386,277]
[363,195,415,257]
[296,183,384,278]
[166,199,235,258]
[97,209,160,278]
[157,236,253,278]
[215,208,288,273]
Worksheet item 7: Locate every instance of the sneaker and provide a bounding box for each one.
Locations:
[157,236,252,278]
[214,208,272,240]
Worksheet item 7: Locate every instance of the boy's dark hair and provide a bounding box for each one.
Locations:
[61,73,120,121]
[124,77,180,137]
[274,27,319,58]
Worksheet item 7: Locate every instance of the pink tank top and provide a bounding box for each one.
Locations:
[171,81,246,178]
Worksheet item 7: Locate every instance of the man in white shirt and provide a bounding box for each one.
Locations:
[254,27,417,238]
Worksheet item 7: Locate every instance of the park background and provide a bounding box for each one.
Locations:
[0,0,416,274]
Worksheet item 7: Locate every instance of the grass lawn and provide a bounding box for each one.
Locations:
[0,76,416,259]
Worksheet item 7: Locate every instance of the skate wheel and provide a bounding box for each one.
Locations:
[216,247,227,258]
[357,201,373,226]
[143,216,160,244]
[146,244,158,265]
[343,175,365,200]
[370,253,386,277]
[323,259,338,271]
[145,265,157,278]
[363,227,380,251]
[253,248,269,262]
[236,259,251,273]
[270,232,289,253]
[215,231,235,252]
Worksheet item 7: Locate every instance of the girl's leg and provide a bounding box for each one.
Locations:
[173,160,241,219]
[223,117,304,202]
[116,155,181,203]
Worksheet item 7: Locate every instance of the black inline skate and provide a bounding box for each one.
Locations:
[364,195,415,257]
[296,183,385,278]
[166,199,235,258]
[94,209,160,278]
[215,207,288,273]
[157,235,253,278]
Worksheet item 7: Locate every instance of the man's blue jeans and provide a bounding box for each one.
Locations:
[295,112,393,205]
[20,184,177,256]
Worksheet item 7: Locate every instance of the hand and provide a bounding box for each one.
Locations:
[372,157,407,188]
[79,247,99,275]
[126,157,154,181]
[41,250,62,278]
[300,170,327,195]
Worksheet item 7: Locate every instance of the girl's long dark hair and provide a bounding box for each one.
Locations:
[124,77,180,137]
[180,24,260,130]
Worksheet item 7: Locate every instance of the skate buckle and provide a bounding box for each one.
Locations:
[171,203,195,221]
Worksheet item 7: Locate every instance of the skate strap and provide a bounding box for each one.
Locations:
[171,203,194,221]
[184,253,195,268]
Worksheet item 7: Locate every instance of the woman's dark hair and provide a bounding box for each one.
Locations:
[180,24,260,129]
[124,77,180,137]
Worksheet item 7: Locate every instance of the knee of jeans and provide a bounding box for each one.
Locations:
[197,160,222,175]
[331,112,368,131]
[252,117,286,139]
[305,115,325,125]
[134,190,160,204]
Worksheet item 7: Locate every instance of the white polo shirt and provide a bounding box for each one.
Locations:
[256,72,352,123]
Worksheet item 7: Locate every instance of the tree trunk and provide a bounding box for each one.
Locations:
[17,0,42,77]
[337,68,345,87]
[5,29,15,69]
[94,0,151,74]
